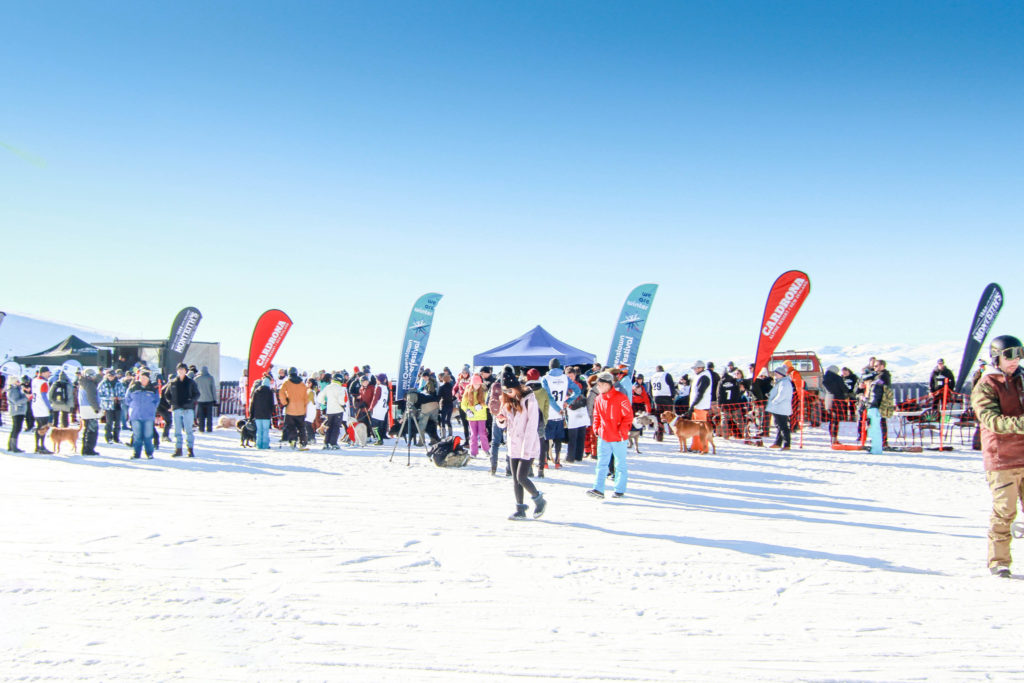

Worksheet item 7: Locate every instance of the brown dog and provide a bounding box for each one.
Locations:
[50,424,82,454]
[661,411,716,454]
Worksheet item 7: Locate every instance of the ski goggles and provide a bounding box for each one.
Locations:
[999,347,1024,361]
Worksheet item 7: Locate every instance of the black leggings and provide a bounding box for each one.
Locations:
[511,458,539,505]
[439,403,453,433]
[566,426,586,462]
[8,415,24,449]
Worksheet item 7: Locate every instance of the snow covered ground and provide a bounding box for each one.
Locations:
[0,420,1018,682]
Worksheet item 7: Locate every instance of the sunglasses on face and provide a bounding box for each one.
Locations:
[1000,347,1024,361]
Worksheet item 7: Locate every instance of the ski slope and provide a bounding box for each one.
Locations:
[0,421,1017,681]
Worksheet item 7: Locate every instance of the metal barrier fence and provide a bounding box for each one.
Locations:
[219,381,246,416]
[692,384,975,450]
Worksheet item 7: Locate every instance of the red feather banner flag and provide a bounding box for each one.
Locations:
[245,309,293,411]
[753,271,811,377]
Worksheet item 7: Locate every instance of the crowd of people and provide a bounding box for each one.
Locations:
[0,352,975,521]
[9,337,1024,577]
[2,362,218,459]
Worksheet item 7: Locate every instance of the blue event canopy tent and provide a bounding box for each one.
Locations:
[473,326,595,368]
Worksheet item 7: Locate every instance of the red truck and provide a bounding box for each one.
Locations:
[767,350,825,427]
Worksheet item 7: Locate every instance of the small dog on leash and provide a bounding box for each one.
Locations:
[660,411,716,454]
[628,412,656,453]
[50,424,82,454]
[236,419,257,447]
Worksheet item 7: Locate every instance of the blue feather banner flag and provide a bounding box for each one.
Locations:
[396,293,443,400]
[605,284,658,376]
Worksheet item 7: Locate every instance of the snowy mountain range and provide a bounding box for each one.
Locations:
[633,340,966,384]
[1,311,970,383]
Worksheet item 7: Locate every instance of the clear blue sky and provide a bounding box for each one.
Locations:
[2,1,1022,372]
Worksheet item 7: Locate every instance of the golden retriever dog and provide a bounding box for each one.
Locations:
[50,424,82,454]
[660,411,716,454]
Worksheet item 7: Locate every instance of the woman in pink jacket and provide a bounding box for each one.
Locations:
[495,367,547,520]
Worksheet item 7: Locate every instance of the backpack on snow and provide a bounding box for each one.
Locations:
[880,385,895,419]
[52,381,69,404]
[428,436,469,468]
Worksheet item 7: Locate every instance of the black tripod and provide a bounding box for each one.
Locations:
[389,394,430,466]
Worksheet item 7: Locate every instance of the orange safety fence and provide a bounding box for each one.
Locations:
[673,384,979,452]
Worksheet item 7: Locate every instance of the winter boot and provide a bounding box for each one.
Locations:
[187,447,194,458]
[508,504,529,521]
[532,492,547,519]
[82,429,100,456]
[173,447,183,457]
[8,434,22,453]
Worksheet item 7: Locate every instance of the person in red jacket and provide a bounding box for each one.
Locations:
[588,371,633,499]
[631,377,652,415]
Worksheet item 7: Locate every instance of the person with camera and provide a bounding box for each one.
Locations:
[972,335,1024,578]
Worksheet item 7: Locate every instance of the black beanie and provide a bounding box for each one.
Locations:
[549,358,562,370]
[501,367,519,389]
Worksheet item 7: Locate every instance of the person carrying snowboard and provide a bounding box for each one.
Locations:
[972,334,1024,578]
